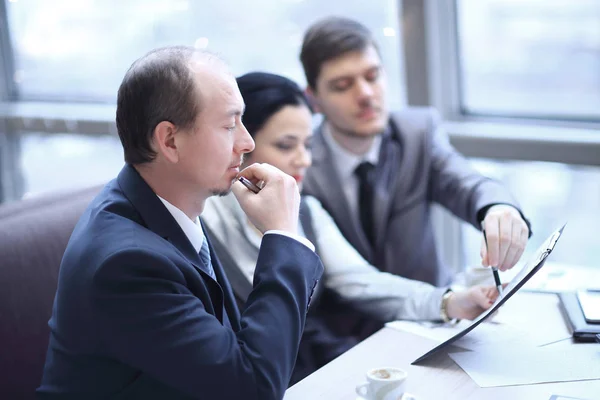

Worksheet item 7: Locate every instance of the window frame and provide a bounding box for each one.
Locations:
[400,0,600,166]
[0,0,599,202]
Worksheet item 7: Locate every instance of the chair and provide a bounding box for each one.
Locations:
[0,185,102,399]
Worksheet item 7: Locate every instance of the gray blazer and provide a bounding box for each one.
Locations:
[303,107,525,287]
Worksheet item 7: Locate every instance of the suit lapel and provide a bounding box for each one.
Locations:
[203,222,241,330]
[202,221,252,310]
[372,122,402,252]
[372,114,428,258]
[305,124,372,260]
[116,164,225,323]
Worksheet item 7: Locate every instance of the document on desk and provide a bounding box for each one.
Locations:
[386,320,536,352]
[412,224,566,365]
[449,345,600,387]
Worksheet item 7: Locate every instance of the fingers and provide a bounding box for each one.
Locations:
[500,220,527,270]
[477,286,496,308]
[231,178,253,199]
[480,236,489,267]
[233,163,300,233]
[237,163,276,184]
[496,214,512,271]
[482,217,500,268]
[483,205,530,271]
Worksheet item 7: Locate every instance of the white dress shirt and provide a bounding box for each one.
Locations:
[157,195,314,267]
[202,193,447,321]
[322,123,382,221]
[158,196,205,254]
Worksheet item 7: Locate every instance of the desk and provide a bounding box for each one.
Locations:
[284,292,600,400]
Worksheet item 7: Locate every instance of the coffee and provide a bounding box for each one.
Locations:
[370,368,403,380]
[357,367,408,400]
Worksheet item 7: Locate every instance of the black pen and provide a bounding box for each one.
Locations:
[483,229,503,296]
[238,176,261,194]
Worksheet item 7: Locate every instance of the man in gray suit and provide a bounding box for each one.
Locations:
[300,17,531,289]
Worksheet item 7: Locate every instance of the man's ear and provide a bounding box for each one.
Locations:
[305,86,322,114]
[154,121,179,163]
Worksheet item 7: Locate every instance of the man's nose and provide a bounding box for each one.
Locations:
[235,123,255,154]
[355,78,375,99]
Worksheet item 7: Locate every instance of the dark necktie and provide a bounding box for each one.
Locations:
[199,238,216,279]
[355,161,376,246]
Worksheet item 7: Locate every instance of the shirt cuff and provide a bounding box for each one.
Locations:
[264,230,316,252]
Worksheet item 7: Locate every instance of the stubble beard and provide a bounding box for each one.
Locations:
[210,177,237,197]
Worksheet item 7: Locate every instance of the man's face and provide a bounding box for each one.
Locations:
[312,45,388,138]
[175,68,255,199]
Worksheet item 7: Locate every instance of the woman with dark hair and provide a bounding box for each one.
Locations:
[202,72,501,384]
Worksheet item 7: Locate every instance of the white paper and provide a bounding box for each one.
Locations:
[386,320,535,351]
[449,345,600,387]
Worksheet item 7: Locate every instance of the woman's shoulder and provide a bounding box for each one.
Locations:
[301,195,333,223]
[301,194,324,211]
[202,193,241,226]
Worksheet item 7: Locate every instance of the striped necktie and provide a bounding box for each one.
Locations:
[199,238,216,279]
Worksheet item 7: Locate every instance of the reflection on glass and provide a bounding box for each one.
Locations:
[462,159,600,269]
[457,0,600,119]
[19,132,124,198]
[5,0,404,108]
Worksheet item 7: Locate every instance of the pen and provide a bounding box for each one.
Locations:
[483,229,503,296]
[238,176,261,194]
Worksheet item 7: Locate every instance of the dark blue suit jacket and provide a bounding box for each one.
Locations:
[37,165,323,400]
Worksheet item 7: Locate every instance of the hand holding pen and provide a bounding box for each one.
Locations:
[232,163,300,234]
[480,205,529,271]
[483,228,504,297]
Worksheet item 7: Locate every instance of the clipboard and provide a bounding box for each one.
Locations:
[412,224,566,365]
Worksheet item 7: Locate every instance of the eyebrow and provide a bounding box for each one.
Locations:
[275,135,300,141]
[327,65,382,85]
[226,105,245,118]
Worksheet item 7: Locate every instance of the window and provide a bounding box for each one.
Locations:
[2,0,405,202]
[456,0,600,120]
[461,159,600,270]
[6,0,405,108]
[18,132,123,198]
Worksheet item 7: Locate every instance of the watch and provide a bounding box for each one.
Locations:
[440,288,454,323]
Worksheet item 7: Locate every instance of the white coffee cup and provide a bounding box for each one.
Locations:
[355,367,407,400]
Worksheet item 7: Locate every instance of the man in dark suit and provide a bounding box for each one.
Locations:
[37,46,323,400]
[300,17,530,288]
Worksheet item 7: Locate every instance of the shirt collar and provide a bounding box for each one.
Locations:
[322,122,382,180]
[157,195,205,253]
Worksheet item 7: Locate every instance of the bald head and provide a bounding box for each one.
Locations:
[116,46,229,164]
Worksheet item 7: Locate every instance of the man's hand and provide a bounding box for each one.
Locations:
[232,163,300,234]
[481,205,529,271]
[446,285,504,321]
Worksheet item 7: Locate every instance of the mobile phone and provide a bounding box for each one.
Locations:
[576,290,600,324]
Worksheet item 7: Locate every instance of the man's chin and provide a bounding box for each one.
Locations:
[357,117,388,136]
[211,189,232,197]
[334,117,387,138]
[209,179,236,197]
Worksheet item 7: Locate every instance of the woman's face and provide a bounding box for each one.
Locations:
[244,104,313,186]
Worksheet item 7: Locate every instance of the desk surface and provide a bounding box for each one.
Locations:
[284,292,600,400]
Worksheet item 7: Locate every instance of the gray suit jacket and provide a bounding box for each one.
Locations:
[303,107,525,287]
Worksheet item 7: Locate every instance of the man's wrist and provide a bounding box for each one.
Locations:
[264,230,315,252]
[440,288,455,323]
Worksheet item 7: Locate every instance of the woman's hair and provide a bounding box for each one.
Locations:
[236,72,312,138]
